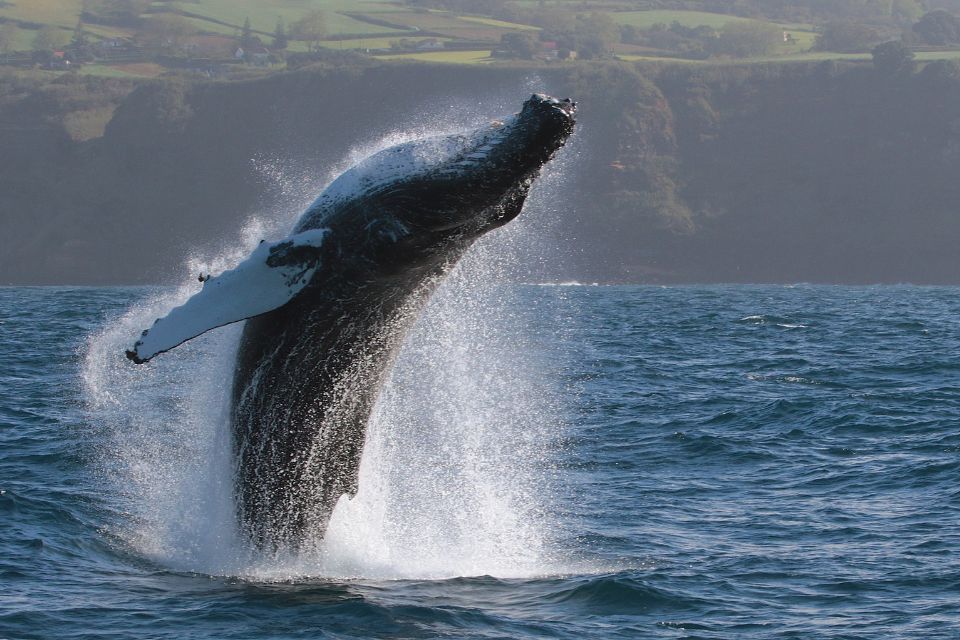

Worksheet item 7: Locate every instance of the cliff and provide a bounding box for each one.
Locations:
[2,59,959,284]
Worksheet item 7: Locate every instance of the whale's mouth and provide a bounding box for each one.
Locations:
[530,93,577,118]
[521,93,576,140]
[488,93,574,180]
[522,94,577,131]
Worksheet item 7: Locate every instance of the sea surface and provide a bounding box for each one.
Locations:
[2,284,959,639]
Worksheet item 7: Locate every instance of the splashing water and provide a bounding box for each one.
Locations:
[320,241,569,580]
[81,93,577,581]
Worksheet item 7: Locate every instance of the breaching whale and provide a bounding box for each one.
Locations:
[127,94,576,549]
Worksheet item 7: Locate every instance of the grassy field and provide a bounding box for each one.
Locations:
[78,62,166,78]
[458,16,540,31]
[0,0,417,42]
[617,54,701,64]
[783,29,819,53]
[318,36,454,51]
[3,24,52,50]
[620,49,960,65]
[609,11,820,58]
[373,50,493,64]
[82,23,137,39]
[182,1,409,37]
[610,10,762,30]
[915,49,960,60]
[178,16,236,37]
[0,0,82,28]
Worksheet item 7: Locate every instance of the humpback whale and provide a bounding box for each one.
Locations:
[127,94,576,549]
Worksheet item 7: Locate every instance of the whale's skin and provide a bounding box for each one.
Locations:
[199,95,574,549]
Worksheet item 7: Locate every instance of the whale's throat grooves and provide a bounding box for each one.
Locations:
[231,249,466,549]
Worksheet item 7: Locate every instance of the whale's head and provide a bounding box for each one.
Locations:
[497,93,577,180]
[390,92,577,237]
[296,94,576,256]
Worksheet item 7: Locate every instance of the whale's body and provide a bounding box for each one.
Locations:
[128,95,576,549]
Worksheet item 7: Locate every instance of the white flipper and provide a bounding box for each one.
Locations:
[127,228,328,363]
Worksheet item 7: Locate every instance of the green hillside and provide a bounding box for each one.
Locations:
[0,1,958,74]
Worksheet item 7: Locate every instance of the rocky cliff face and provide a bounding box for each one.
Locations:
[2,60,959,284]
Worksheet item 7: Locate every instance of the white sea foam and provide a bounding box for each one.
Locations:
[81,88,578,581]
[536,281,599,287]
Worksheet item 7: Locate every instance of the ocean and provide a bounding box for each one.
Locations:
[2,282,959,639]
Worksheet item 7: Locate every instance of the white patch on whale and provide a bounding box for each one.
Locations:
[298,115,519,227]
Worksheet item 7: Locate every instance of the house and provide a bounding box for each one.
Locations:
[235,45,271,64]
[47,51,71,69]
[248,46,271,65]
[536,41,560,61]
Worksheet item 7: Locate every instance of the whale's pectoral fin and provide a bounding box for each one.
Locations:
[125,228,328,364]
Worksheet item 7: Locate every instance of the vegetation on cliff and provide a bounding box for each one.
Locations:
[2,56,959,284]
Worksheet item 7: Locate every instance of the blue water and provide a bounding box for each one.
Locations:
[2,284,959,639]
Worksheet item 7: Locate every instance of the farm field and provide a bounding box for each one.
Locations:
[782,29,819,54]
[2,0,960,72]
[2,24,44,50]
[619,48,960,65]
[610,10,764,29]
[608,11,820,58]
[457,16,540,31]
[361,10,525,41]
[178,16,235,37]
[180,1,409,37]
[0,0,82,28]
[318,36,454,51]
[373,50,493,64]
[78,62,166,78]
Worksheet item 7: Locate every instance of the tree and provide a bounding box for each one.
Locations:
[893,0,924,22]
[816,21,881,52]
[913,10,960,45]
[239,17,258,50]
[620,23,642,45]
[499,31,538,58]
[71,20,89,48]
[290,10,327,52]
[32,26,67,52]
[872,40,915,74]
[140,13,192,49]
[538,8,576,35]
[712,22,782,58]
[918,57,960,86]
[574,12,619,59]
[273,18,288,50]
[69,20,96,62]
